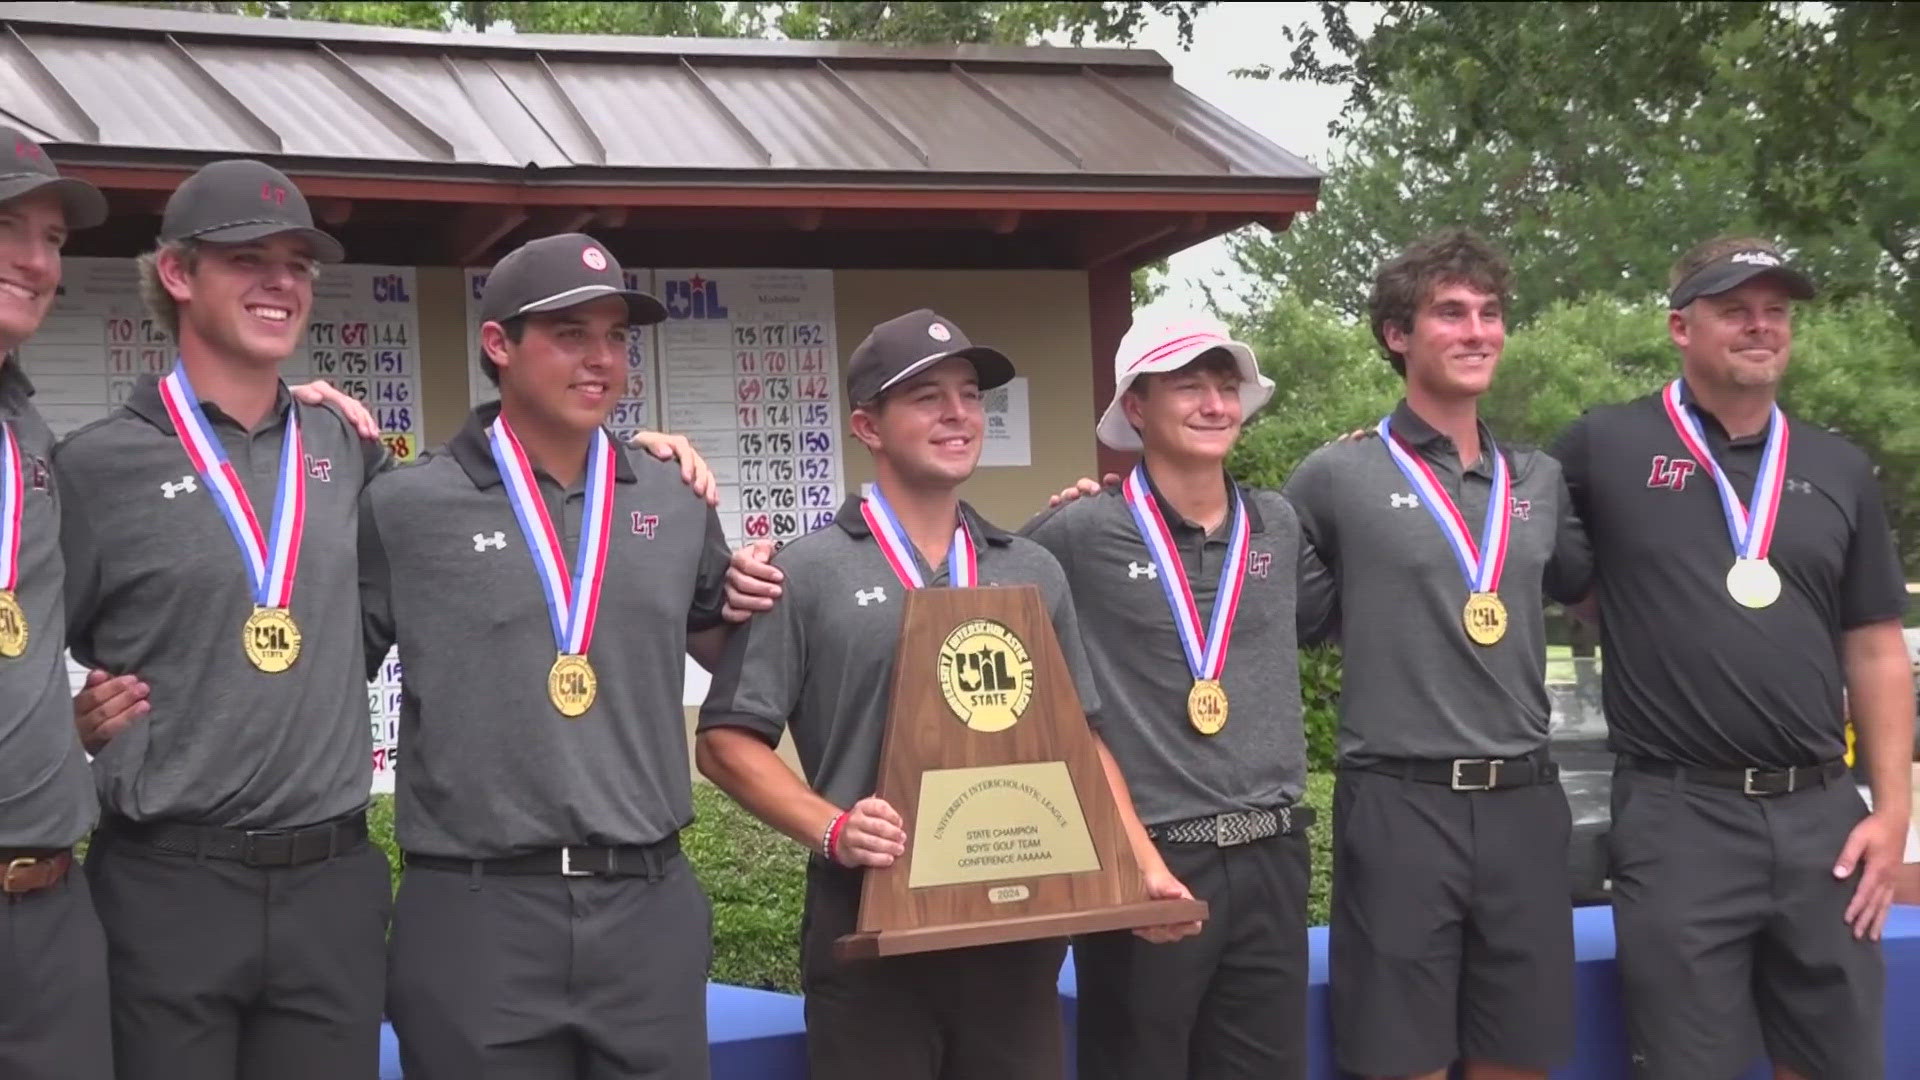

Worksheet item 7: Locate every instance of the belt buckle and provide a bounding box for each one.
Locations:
[1214,813,1236,848]
[2,857,39,894]
[1742,767,1794,796]
[1451,759,1497,791]
[242,829,294,866]
[559,847,592,877]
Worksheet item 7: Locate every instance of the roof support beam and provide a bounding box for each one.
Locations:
[443,204,525,265]
[527,206,595,234]
[167,35,281,152]
[982,209,1022,234]
[679,58,776,167]
[312,197,353,227]
[949,63,1083,170]
[3,26,98,142]
[1081,68,1235,173]
[533,55,606,166]
[816,60,929,167]
[317,43,454,162]
[786,208,825,231]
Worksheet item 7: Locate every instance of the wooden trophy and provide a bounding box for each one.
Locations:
[835,584,1208,961]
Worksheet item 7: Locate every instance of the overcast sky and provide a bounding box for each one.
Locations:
[1126,2,1365,312]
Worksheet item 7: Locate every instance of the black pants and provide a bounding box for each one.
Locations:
[1610,765,1884,1080]
[802,861,1067,1080]
[388,855,712,1080]
[85,827,391,1080]
[1074,830,1310,1080]
[1330,769,1574,1077]
[0,868,112,1080]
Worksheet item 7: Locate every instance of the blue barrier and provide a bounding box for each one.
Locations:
[380,905,1920,1079]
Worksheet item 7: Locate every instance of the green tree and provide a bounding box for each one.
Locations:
[1234,2,1916,331]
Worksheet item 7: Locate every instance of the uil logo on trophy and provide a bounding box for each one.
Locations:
[938,619,1033,733]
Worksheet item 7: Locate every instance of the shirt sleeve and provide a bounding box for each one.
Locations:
[1839,455,1909,628]
[697,550,806,747]
[362,434,395,488]
[51,442,103,667]
[1543,466,1595,605]
[357,487,398,682]
[686,505,731,633]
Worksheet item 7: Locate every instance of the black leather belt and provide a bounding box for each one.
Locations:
[406,834,681,878]
[103,811,368,867]
[1621,756,1847,796]
[1357,751,1558,791]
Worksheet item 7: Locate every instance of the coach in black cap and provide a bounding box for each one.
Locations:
[0,125,112,1080]
[1553,237,1911,1079]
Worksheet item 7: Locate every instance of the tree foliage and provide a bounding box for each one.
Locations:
[1234,2,1920,333]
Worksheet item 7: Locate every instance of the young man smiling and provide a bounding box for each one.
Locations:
[697,308,1193,1080]
[0,125,113,1080]
[362,233,733,1078]
[1020,312,1327,1080]
[1284,231,1591,1080]
[1552,238,1912,1080]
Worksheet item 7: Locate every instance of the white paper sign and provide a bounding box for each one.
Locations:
[979,376,1031,467]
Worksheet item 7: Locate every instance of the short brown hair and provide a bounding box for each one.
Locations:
[1125,346,1241,401]
[135,239,202,341]
[1368,230,1511,376]
[1669,236,1782,291]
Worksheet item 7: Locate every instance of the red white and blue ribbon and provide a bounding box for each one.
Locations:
[861,482,977,588]
[489,416,617,654]
[0,422,20,592]
[158,366,305,609]
[1661,379,1789,563]
[1121,464,1250,682]
[1378,414,1510,594]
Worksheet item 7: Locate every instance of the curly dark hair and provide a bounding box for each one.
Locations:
[1367,229,1511,376]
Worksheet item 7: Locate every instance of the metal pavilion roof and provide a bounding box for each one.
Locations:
[0,1,1321,198]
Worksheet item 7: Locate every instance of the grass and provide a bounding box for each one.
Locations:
[368,776,1338,994]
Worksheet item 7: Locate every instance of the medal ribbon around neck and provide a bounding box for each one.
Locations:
[860,482,977,589]
[1121,464,1250,683]
[157,366,305,609]
[1378,415,1511,596]
[489,417,617,656]
[0,422,21,593]
[1661,379,1789,564]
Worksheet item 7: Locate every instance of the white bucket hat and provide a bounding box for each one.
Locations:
[1096,311,1273,451]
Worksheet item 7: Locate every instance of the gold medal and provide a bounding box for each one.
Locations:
[548,653,598,717]
[0,589,27,659]
[1726,558,1781,609]
[1462,592,1507,646]
[242,606,301,673]
[1187,678,1229,736]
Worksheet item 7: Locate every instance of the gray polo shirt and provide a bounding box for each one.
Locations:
[1282,401,1592,765]
[56,373,385,829]
[0,359,95,848]
[360,403,731,859]
[698,496,1102,810]
[1022,475,1323,825]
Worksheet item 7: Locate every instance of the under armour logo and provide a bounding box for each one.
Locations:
[1390,492,1419,509]
[1246,551,1272,578]
[1647,455,1698,491]
[631,512,659,538]
[161,476,198,499]
[305,454,332,482]
[473,531,506,552]
[855,587,887,606]
[1786,478,1813,495]
[1127,561,1158,580]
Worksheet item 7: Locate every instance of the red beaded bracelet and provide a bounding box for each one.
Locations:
[823,810,851,862]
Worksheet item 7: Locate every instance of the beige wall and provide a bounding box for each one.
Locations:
[408,266,1101,527]
[833,269,1096,528]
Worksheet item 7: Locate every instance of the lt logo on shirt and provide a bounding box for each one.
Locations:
[160,475,198,500]
[631,512,658,538]
[305,454,332,482]
[1246,551,1272,578]
[1646,455,1697,491]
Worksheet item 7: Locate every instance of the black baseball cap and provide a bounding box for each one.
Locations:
[479,233,666,326]
[1668,246,1816,310]
[160,159,344,263]
[846,309,1014,406]
[0,126,107,229]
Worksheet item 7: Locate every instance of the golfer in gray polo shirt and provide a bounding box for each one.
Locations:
[1284,231,1591,1080]
[0,125,113,1080]
[699,308,1196,1080]
[1022,310,1331,1080]
[362,233,730,1079]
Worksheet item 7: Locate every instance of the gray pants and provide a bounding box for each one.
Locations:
[1610,765,1884,1080]
[86,828,391,1080]
[1074,831,1310,1080]
[1330,769,1575,1077]
[388,855,712,1080]
[0,868,112,1080]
